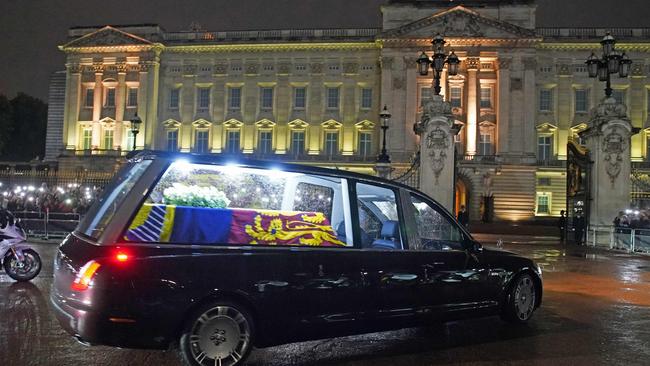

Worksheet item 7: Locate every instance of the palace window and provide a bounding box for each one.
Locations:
[170,88,180,109]
[84,88,94,108]
[260,87,274,110]
[105,88,116,107]
[326,87,340,109]
[539,89,553,112]
[103,130,114,150]
[479,133,493,156]
[538,135,553,161]
[291,130,305,157]
[324,131,339,157]
[197,88,210,110]
[612,90,625,104]
[229,87,241,110]
[226,130,241,154]
[480,87,492,109]
[194,130,209,153]
[361,88,372,109]
[293,87,306,109]
[258,131,273,154]
[536,193,551,215]
[82,129,92,150]
[575,89,589,113]
[167,130,178,152]
[646,136,650,162]
[358,132,372,158]
[127,87,138,108]
[450,86,462,108]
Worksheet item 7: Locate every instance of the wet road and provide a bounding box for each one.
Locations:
[1,240,650,366]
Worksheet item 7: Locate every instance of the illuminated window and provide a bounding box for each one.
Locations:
[197,88,210,110]
[480,87,492,108]
[450,86,462,108]
[539,89,553,112]
[479,133,493,155]
[538,135,553,161]
[326,87,339,109]
[226,130,240,154]
[260,87,274,110]
[358,132,372,158]
[324,131,339,157]
[575,89,589,113]
[229,87,241,110]
[258,131,273,154]
[612,90,625,104]
[167,130,178,152]
[127,87,138,108]
[84,88,94,108]
[194,130,209,153]
[82,129,92,150]
[294,87,306,109]
[170,88,180,109]
[291,130,305,157]
[536,193,551,215]
[103,130,114,149]
[646,136,650,162]
[105,88,116,107]
[361,88,372,109]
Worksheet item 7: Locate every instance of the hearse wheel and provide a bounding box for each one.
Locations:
[501,273,537,323]
[180,301,254,366]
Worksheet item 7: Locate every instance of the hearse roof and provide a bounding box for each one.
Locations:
[128,150,422,195]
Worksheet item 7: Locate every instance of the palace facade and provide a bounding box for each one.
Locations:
[48,0,650,222]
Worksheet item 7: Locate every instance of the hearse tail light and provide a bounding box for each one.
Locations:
[71,260,101,291]
[115,252,129,263]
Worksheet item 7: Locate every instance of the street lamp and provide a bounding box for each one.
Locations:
[377,105,391,163]
[130,114,142,151]
[585,32,632,97]
[415,34,460,95]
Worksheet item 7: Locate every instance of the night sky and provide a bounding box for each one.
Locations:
[0,0,648,101]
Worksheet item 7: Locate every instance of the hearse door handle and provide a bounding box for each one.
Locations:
[360,270,370,286]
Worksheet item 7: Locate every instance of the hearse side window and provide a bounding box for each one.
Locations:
[123,161,353,247]
[409,193,464,251]
[79,160,152,239]
[355,182,403,250]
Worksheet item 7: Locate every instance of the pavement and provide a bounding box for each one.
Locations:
[2,238,650,365]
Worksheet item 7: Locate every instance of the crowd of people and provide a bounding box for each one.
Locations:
[0,182,102,215]
[613,210,650,229]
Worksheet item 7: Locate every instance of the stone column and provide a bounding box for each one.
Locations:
[63,63,82,150]
[581,97,636,227]
[466,57,480,156]
[92,64,103,148]
[114,67,127,150]
[415,95,458,212]
[497,57,511,155]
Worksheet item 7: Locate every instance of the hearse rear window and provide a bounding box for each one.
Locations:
[123,161,353,247]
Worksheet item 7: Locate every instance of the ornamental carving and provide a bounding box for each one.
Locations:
[214,63,227,74]
[465,57,480,70]
[183,65,197,75]
[632,63,645,77]
[392,76,404,90]
[425,126,450,184]
[498,58,512,70]
[557,64,571,76]
[66,27,152,48]
[441,11,483,37]
[66,63,82,74]
[245,63,259,74]
[591,97,628,120]
[381,56,394,70]
[343,62,358,74]
[116,63,128,73]
[91,62,104,73]
[310,63,323,74]
[278,63,291,75]
[602,127,627,186]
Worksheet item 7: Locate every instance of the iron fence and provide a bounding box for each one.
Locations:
[14,210,81,240]
[586,225,650,254]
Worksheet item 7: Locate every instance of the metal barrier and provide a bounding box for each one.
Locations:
[13,211,80,239]
[586,225,650,254]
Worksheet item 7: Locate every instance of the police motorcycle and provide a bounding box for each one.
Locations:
[0,210,41,281]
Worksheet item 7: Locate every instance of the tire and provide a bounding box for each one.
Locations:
[501,273,537,323]
[3,249,42,282]
[179,300,254,366]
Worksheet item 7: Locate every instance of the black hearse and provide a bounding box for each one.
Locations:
[52,151,542,366]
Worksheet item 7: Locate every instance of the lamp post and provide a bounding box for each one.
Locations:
[585,32,632,97]
[416,34,460,95]
[130,114,142,151]
[377,105,391,164]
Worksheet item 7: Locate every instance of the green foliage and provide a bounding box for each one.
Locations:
[0,93,47,160]
[163,183,231,208]
[0,95,12,155]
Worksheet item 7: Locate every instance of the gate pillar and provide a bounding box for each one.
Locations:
[581,97,637,227]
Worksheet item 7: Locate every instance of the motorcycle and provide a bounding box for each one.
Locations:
[0,210,41,281]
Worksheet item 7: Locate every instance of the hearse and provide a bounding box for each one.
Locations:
[52,151,542,366]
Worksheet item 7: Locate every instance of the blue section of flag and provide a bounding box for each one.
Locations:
[170,206,233,244]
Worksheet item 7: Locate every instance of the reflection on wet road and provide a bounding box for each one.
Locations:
[1,242,650,365]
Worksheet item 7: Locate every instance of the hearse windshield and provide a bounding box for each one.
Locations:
[122,161,354,247]
[77,160,153,240]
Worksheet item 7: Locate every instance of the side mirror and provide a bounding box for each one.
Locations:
[464,239,482,252]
